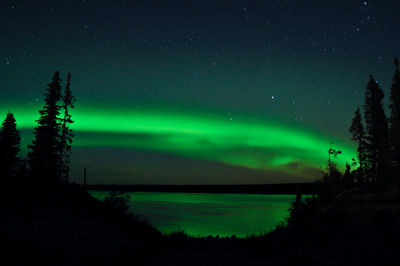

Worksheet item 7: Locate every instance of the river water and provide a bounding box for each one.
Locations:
[90,191,296,237]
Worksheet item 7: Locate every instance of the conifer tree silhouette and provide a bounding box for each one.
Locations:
[326,146,342,196]
[59,73,75,183]
[0,112,21,184]
[349,107,367,183]
[28,71,62,185]
[389,58,400,182]
[364,75,389,184]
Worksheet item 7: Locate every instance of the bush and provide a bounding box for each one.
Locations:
[103,191,132,216]
[278,194,322,229]
[289,195,321,225]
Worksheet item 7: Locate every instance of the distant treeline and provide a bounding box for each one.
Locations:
[87,183,318,195]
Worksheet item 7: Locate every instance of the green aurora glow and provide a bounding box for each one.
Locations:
[0,104,356,179]
[2,0,399,184]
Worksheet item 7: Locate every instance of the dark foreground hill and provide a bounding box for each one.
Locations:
[1,185,399,266]
[0,185,162,266]
[261,188,400,266]
[149,189,400,266]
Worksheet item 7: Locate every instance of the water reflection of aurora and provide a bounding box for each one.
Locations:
[90,191,298,237]
[3,105,355,179]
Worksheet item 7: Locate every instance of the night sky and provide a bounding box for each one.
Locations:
[1,0,399,184]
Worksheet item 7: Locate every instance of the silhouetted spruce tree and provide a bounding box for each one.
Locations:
[0,112,21,184]
[59,73,75,183]
[349,107,367,183]
[364,75,389,184]
[28,71,62,185]
[327,146,342,177]
[342,163,354,189]
[389,58,400,182]
[319,146,343,203]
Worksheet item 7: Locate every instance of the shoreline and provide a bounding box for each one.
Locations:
[86,183,317,195]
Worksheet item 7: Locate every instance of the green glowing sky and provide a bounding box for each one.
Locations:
[1,104,355,183]
[2,0,398,184]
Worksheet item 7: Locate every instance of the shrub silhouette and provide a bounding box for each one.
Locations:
[103,192,132,216]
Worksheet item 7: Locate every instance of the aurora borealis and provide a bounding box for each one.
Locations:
[0,104,355,181]
[1,1,400,184]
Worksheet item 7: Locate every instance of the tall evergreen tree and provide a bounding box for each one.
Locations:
[364,75,389,184]
[389,58,400,180]
[349,107,367,183]
[28,71,62,184]
[320,146,343,203]
[0,112,21,183]
[59,73,75,183]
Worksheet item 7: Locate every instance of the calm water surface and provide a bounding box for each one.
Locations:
[90,191,296,237]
